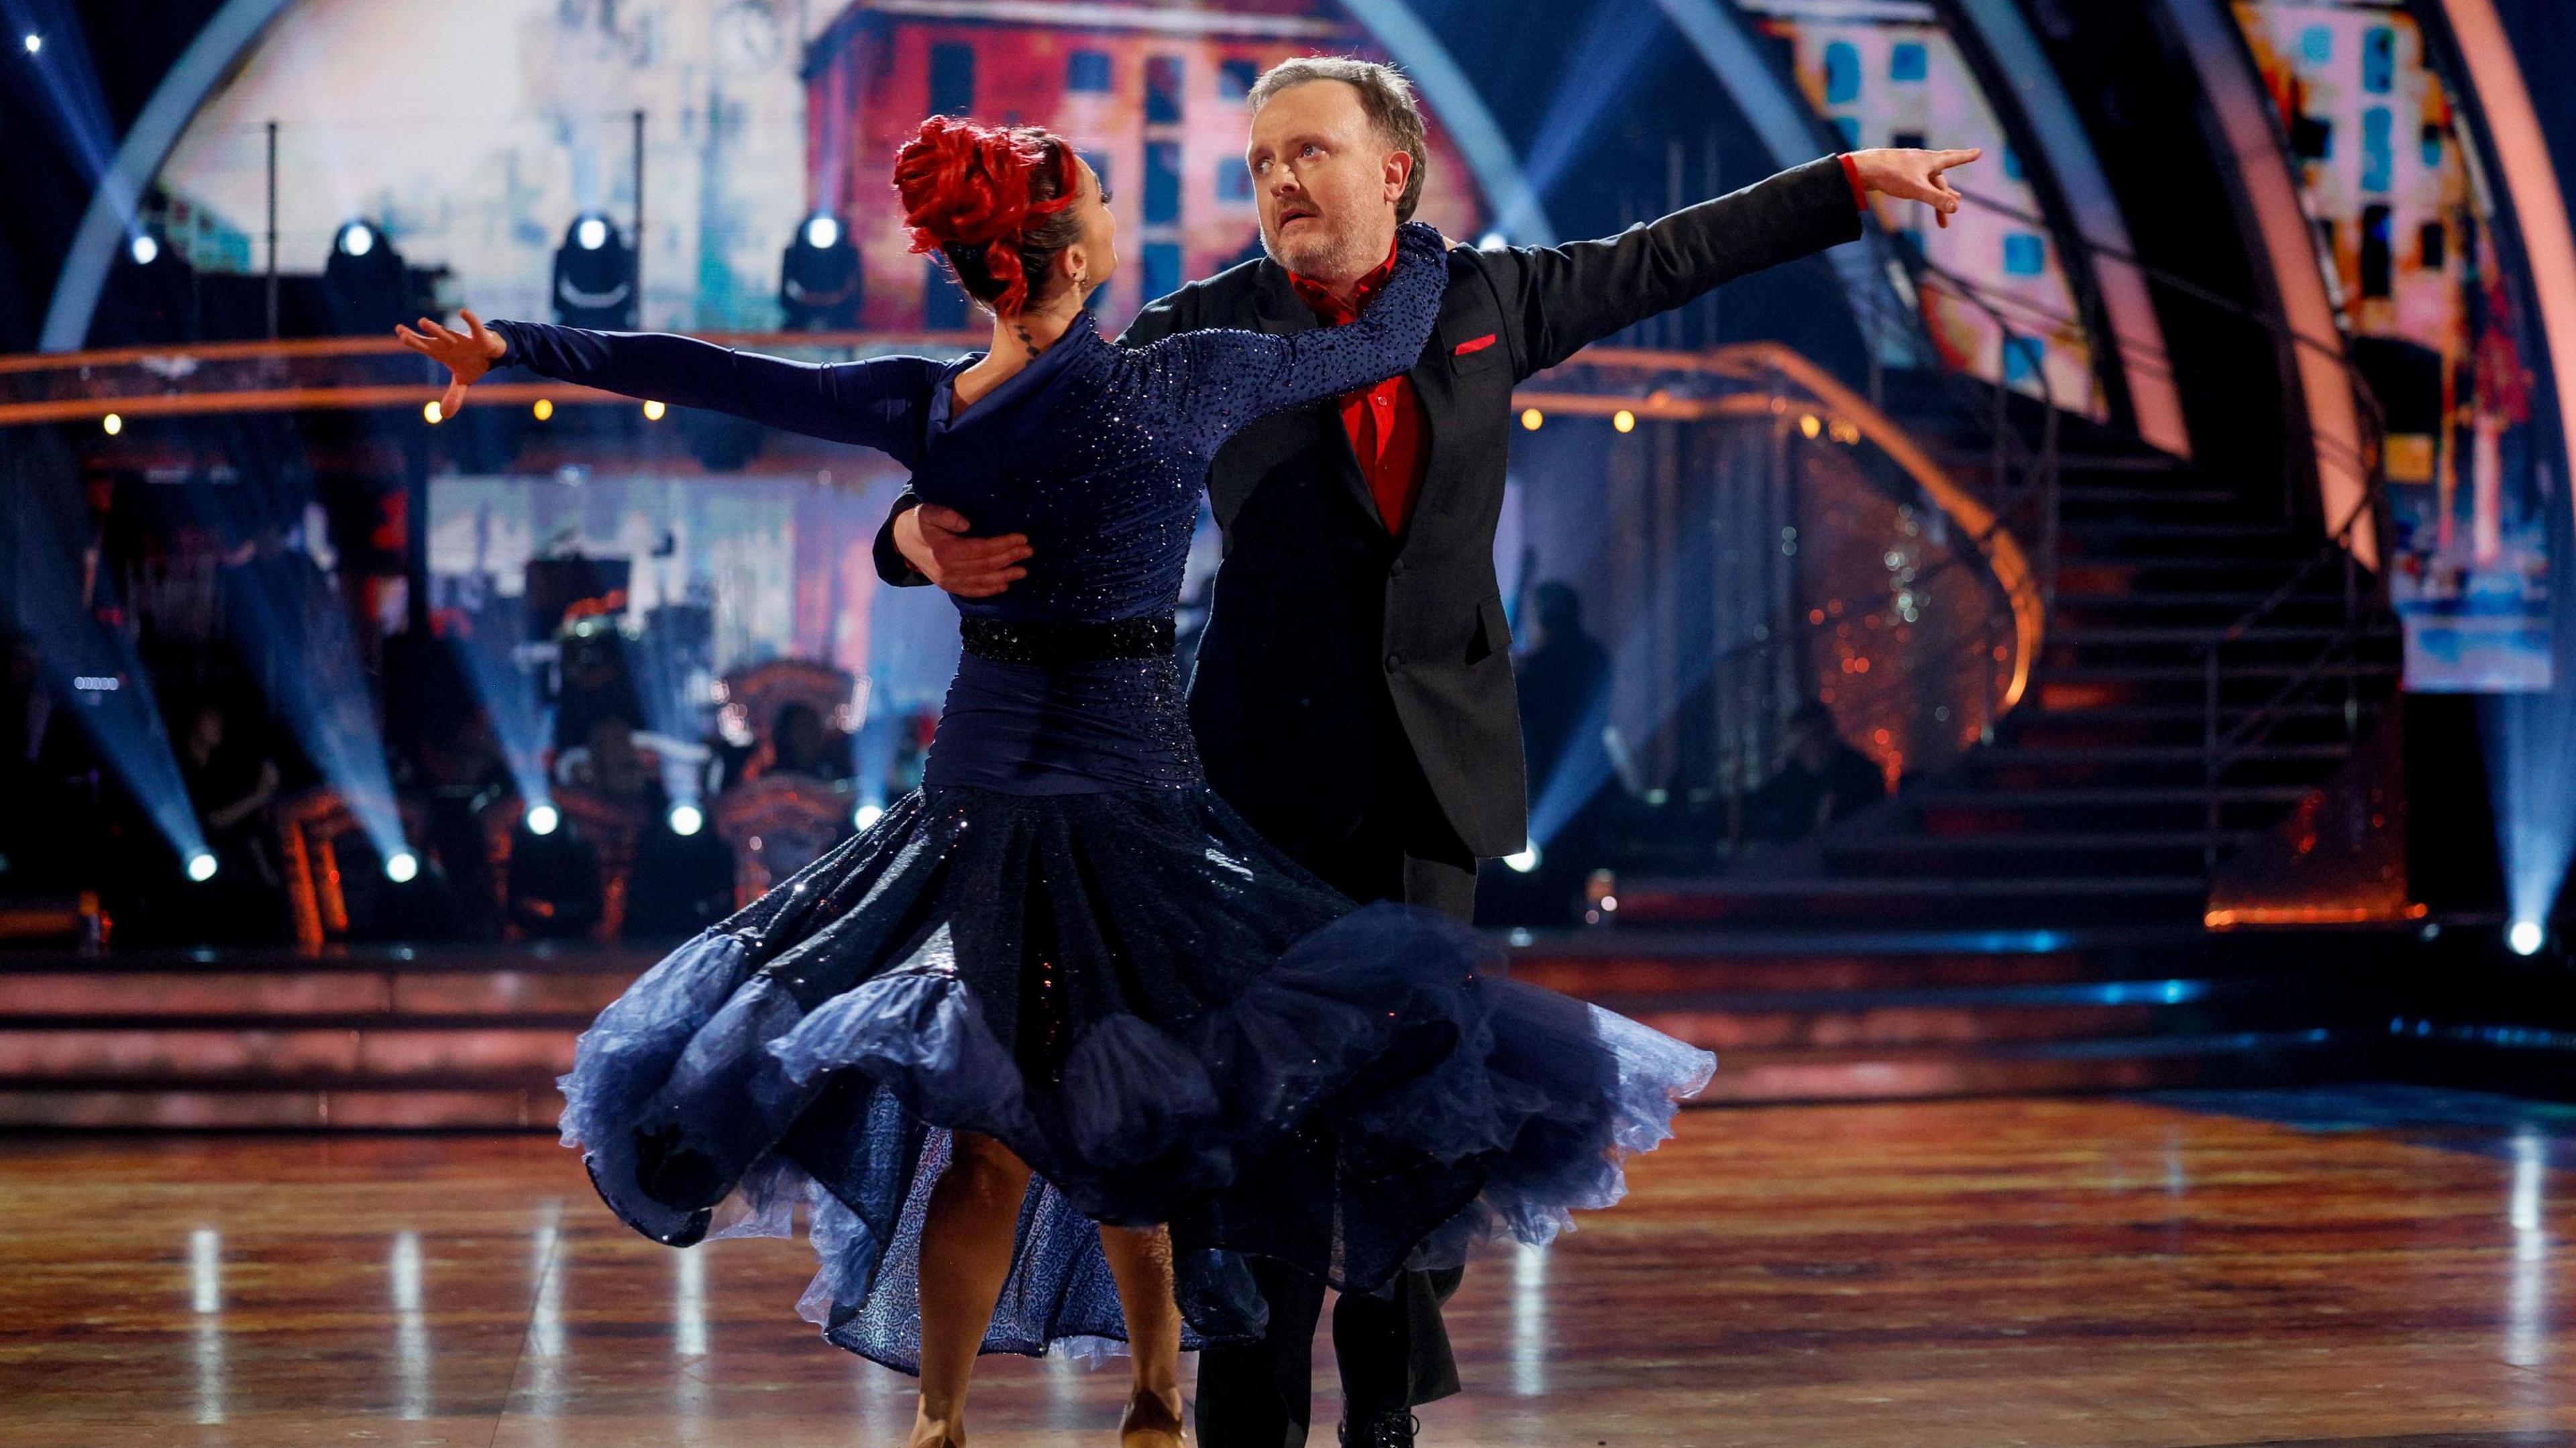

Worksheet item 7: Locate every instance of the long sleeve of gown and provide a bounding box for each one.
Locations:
[485,320,943,465]
[1132,221,1448,457]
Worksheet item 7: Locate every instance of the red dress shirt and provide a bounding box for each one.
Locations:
[1288,241,1430,537]
[1288,158,1870,537]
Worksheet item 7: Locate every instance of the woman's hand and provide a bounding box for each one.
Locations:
[1851,148,1983,228]
[394,309,506,416]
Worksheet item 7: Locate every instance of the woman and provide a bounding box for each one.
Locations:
[402,117,1713,1448]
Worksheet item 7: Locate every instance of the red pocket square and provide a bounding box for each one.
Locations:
[1452,333,1497,355]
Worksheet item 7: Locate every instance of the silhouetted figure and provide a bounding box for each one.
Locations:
[1512,582,1610,800]
[1741,701,1886,844]
[176,698,287,942]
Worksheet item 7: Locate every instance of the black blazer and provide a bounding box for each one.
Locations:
[877,156,1862,863]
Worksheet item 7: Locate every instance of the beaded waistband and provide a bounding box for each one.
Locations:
[959,615,1177,667]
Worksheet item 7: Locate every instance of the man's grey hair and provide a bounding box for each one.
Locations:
[1246,57,1430,224]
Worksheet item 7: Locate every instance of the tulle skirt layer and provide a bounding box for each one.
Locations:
[555,784,1713,1373]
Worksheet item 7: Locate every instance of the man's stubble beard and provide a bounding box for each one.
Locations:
[1262,214,1395,286]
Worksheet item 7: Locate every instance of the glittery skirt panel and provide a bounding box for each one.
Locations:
[922,652,1201,794]
[553,784,1717,1374]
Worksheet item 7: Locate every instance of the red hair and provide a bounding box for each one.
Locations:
[894,115,1082,317]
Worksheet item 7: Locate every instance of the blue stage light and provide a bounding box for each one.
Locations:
[526,803,561,836]
[337,221,376,258]
[804,215,840,250]
[853,801,884,832]
[669,803,704,837]
[384,851,420,884]
[186,852,217,883]
[576,216,609,251]
[22,32,40,54]
[128,233,157,266]
[2510,920,2545,957]
[1505,840,1542,873]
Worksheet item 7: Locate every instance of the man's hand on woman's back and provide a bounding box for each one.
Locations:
[894,504,1032,598]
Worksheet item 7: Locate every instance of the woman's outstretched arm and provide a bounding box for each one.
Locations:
[1128,221,1448,457]
[396,310,944,465]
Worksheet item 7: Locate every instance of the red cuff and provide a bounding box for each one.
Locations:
[1839,152,1870,211]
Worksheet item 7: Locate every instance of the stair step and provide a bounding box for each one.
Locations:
[2057,486,2244,506]
[2047,624,2397,647]
[1969,744,2352,765]
[1829,830,2261,853]
[1908,785,2314,807]
[1690,1029,2361,1103]
[0,1084,562,1129]
[2037,661,2400,683]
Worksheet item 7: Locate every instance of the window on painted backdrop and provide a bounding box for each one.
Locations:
[1890,42,1927,82]
[1825,41,1861,105]
[1216,156,1253,205]
[2363,25,2395,95]
[1142,242,1183,305]
[2362,205,2393,299]
[1145,142,1181,225]
[1067,50,1112,94]
[1146,54,1184,124]
[1217,57,1259,101]
[930,42,974,116]
[2361,107,2394,193]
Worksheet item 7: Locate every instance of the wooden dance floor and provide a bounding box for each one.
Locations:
[3,1089,2571,1447]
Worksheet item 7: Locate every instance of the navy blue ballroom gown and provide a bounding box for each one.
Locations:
[488,223,1715,1372]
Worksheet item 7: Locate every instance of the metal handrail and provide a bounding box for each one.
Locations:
[1943,190,2401,877]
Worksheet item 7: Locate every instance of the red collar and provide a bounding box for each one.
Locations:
[1286,236,1401,325]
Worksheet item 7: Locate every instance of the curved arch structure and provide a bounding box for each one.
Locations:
[1338,0,1556,244]
[1646,0,1917,362]
[40,0,299,352]
[2161,0,2373,566]
[1949,0,2192,459]
[2438,0,2576,530]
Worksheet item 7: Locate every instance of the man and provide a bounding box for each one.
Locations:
[1742,699,1890,844]
[875,57,1977,1448]
[1513,581,1611,800]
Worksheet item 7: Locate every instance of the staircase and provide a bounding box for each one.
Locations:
[0,922,2434,1128]
[1621,414,2404,930]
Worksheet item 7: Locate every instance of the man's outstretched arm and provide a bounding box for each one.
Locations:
[1489,148,1978,378]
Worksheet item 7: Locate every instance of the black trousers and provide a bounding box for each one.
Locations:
[1197,750,1479,1448]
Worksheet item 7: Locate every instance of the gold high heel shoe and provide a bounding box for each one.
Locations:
[1118,1387,1187,1447]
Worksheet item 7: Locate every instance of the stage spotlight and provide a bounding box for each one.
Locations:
[384,851,421,884]
[1477,230,1507,251]
[23,32,40,53]
[1505,840,1542,873]
[781,213,864,330]
[323,217,410,333]
[553,213,637,329]
[642,400,666,421]
[423,400,443,425]
[2510,920,2545,956]
[129,234,158,266]
[1613,410,1636,433]
[1800,413,1823,439]
[102,412,121,435]
[526,802,561,836]
[854,802,885,831]
[669,802,704,837]
[533,398,553,421]
[186,852,218,883]
[1520,408,1543,431]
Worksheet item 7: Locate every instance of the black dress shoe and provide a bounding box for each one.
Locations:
[1337,1411,1419,1448]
